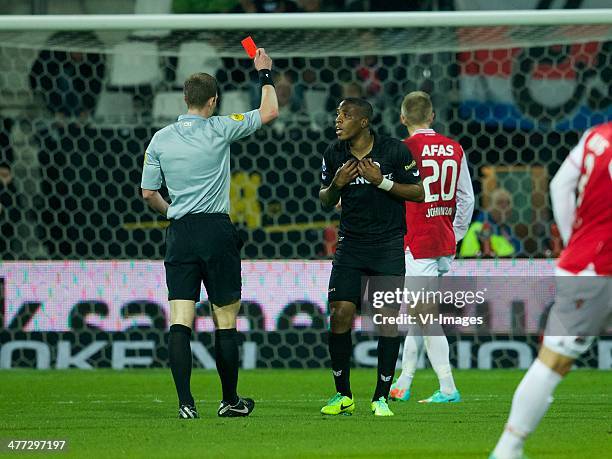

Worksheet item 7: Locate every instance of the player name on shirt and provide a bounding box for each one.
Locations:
[426,206,454,217]
[422,144,455,156]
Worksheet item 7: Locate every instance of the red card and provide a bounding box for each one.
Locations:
[241,36,257,59]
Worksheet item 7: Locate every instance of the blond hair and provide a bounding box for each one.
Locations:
[401,91,433,126]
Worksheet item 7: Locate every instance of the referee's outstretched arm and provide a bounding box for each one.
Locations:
[254,48,279,124]
[141,48,278,217]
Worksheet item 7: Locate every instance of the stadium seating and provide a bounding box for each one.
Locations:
[109,41,162,87]
[94,91,135,124]
[174,41,223,86]
[152,91,185,124]
[304,89,327,122]
[131,0,172,38]
[219,89,250,115]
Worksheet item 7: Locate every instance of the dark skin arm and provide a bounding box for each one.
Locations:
[357,158,425,202]
[319,159,359,208]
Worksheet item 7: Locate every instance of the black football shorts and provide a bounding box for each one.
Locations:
[164,213,243,306]
[328,237,405,309]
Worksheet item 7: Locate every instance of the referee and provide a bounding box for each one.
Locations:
[141,48,278,419]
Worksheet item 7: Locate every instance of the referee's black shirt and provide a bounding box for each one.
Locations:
[321,133,420,244]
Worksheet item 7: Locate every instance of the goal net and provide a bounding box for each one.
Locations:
[0,11,610,369]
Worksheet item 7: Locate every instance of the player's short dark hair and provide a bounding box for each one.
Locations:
[0,162,10,171]
[341,97,373,122]
[184,72,218,109]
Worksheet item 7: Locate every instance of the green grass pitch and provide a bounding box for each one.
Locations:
[1,369,609,458]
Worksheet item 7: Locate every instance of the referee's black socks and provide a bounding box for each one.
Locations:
[328,330,352,398]
[215,328,240,405]
[168,324,195,407]
[373,336,401,402]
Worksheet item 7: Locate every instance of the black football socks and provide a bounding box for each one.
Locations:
[328,330,352,398]
[215,328,240,405]
[373,336,401,401]
[168,324,195,407]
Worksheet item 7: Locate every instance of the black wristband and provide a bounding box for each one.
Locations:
[258,69,275,87]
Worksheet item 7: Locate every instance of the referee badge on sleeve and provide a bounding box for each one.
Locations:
[229,113,245,122]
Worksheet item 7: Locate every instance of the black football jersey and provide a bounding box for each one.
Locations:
[321,133,420,243]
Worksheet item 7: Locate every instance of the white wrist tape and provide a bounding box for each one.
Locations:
[377,177,394,191]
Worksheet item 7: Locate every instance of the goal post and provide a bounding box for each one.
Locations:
[2,9,612,29]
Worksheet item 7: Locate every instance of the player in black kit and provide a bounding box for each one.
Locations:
[319,98,424,417]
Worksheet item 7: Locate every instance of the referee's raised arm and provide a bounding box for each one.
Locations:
[254,48,279,124]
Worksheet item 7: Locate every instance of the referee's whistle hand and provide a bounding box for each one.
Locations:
[254,48,272,71]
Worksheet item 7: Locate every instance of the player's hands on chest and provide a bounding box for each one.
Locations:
[334,157,390,189]
[333,159,360,188]
[356,158,383,186]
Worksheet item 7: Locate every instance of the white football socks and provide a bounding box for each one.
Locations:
[492,358,563,459]
[396,333,423,390]
[424,335,457,395]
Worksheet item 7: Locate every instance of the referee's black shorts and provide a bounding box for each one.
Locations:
[164,213,243,306]
[328,237,405,310]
